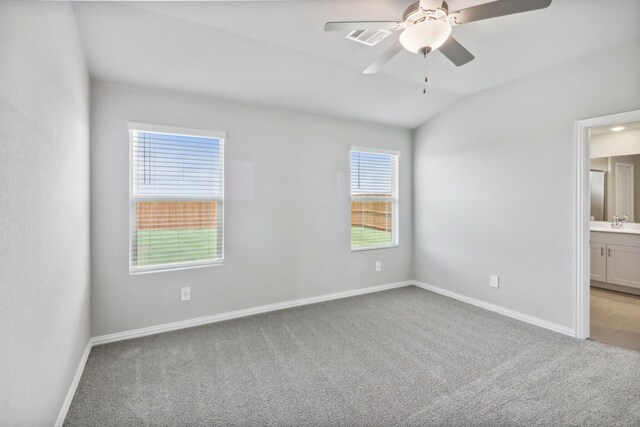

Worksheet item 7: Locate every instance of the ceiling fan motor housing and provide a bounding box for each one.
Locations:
[403,1,449,22]
[399,2,452,54]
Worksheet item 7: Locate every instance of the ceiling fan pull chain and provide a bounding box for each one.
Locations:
[423,49,428,94]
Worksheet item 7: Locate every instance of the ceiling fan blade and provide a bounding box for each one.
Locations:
[324,21,399,32]
[453,0,552,25]
[438,36,475,66]
[419,0,444,11]
[363,40,404,74]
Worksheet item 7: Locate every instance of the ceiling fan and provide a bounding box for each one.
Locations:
[325,0,552,88]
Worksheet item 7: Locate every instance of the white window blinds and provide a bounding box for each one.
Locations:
[129,123,225,273]
[350,148,399,250]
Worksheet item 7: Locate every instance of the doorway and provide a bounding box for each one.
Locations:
[575,109,640,351]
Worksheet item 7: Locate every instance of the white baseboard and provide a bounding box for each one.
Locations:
[91,280,413,346]
[55,340,93,427]
[411,281,575,337]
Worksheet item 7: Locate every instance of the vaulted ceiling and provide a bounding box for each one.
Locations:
[72,0,640,128]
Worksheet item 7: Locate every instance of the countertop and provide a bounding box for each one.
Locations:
[590,226,640,235]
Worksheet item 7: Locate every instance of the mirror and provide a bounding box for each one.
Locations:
[590,122,640,223]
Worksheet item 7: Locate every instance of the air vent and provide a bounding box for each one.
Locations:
[346,29,392,47]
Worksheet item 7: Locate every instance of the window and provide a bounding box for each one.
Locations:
[350,148,399,250]
[129,123,225,273]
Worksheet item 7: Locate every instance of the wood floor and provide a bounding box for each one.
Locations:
[590,286,640,352]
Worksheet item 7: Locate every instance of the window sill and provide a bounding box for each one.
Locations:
[130,259,223,275]
[351,244,399,252]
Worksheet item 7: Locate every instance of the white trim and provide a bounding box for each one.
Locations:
[91,280,578,347]
[350,146,401,156]
[351,244,399,252]
[412,281,575,337]
[92,281,412,346]
[575,119,590,339]
[573,109,640,339]
[55,341,93,427]
[130,258,224,275]
[128,122,226,140]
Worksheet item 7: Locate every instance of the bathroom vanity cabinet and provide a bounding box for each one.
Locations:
[590,230,640,293]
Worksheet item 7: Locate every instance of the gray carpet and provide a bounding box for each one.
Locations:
[64,286,640,426]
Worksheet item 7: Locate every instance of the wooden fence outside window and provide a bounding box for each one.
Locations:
[351,197,392,231]
[136,201,217,230]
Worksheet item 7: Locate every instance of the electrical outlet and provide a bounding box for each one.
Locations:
[490,275,499,288]
[181,287,191,301]
[375,261,382,272]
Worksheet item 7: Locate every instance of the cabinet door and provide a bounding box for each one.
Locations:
[606,244,640,289]
[590,242,607,281]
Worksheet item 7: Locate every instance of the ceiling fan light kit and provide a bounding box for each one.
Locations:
[399,19,452,54]
[324,0,553,92]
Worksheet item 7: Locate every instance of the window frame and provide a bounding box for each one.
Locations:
[350,146,400,252]
[128,122,226,274]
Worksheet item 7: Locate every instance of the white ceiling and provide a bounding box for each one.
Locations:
[72,0,640,129]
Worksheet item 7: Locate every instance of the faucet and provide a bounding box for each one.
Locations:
[612,215,628,229]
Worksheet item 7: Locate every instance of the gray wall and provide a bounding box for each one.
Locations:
[413,40,640,330]
[91,82,413,336]
[0,2,90,426]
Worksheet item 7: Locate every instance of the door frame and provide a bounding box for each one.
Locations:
[574,109,640,339]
